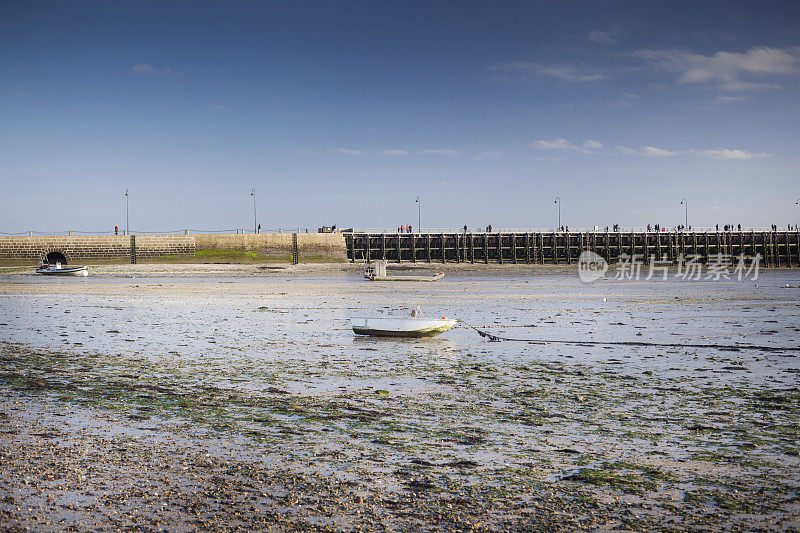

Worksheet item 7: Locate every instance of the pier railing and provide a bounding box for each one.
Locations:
[348,226,794,234]
[346,231,800,267]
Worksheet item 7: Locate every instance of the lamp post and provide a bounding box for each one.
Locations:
[125,189,129,235]
[250,189,257,234]
[554,196,560,231]
[415,196,420,233]
[680,198,688,230]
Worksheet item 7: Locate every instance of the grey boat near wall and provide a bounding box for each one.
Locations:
[35,262,89,276]
[364,260,445,281]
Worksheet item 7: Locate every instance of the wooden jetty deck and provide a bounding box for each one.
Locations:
[346,231,800,267]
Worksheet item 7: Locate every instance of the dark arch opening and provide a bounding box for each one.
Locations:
[45,251,67,265]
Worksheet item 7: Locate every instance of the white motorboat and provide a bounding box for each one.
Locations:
[364,260,444,282]
[351,308,456,337]
[35,262,88,276]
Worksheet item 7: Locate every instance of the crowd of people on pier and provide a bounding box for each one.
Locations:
[772,224,799,231]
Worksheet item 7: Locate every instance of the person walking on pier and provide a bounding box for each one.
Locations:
[407,225,412,233]
[114,225,118,235]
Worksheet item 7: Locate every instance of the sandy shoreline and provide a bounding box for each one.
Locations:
[1,270,799,531]
[1,390,614,532]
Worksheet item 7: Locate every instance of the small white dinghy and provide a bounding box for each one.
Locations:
[364,260,444,282]
[35,262,88,276]
[351,307,457,337]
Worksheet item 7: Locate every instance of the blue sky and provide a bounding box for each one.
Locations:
[1,0,799,232]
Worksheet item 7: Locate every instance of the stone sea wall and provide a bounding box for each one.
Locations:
[0,233,347,264]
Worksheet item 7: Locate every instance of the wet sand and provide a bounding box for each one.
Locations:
[1,265,799,531]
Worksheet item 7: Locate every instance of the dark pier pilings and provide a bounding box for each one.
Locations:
[346,231,800,267]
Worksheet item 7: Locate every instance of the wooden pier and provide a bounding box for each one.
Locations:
[346,231,800,267]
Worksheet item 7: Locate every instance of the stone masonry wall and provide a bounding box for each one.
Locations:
[0,236,132,263]
[0,233,347,263]
[134,235,195,258]
[193,233,347,260]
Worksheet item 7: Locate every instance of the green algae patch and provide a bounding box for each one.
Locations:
[562,462,660,495]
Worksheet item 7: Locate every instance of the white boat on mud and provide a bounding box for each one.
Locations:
[364,260,444,282]
[351,308,457,337]
[35,262,88,276]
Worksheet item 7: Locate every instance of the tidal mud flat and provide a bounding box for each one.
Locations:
[0,265,799,531]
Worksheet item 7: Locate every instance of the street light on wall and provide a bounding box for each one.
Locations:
[415,196,420,233]
[680,198,688,229]
[125,189,129,235]
[554,196,561,231]
[251,189,257,234]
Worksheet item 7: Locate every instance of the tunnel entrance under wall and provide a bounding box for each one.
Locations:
[45,251,67,265]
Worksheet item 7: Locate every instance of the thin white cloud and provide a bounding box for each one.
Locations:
[615,91,639,107]
[131,63,177,76]
[694,148,770,160]
[493,61,604,82]
[533,138,574,150]
[642,146,680,157]
[208,104,228,111]
[616,145,684,157]
[588,30,617,44]
[583,139,604,150]
[420,148,460,156]
[713,95,750,104]
[532,138,604,154]
[474,151,504,160]
[615,145,680,157]
[636,46,800,91]
[538,65,605,82]
[334,148,409,156]
[335,147,365,156]
[618,145,769,159]
[131,63,156,73]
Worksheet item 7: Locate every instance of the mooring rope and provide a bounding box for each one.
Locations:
[456,319,800,352]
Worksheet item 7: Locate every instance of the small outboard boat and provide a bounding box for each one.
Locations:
[35,261,88,276]
[364,260,444,282]
[350,307,456,337]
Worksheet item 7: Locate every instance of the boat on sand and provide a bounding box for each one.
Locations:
[35,262,88,276]
[351,308,456,337]
[364,260,444,282]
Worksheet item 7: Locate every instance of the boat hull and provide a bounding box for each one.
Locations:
[350,317,456,337]
[369,272,445,282]
[35,266,88,276]
[364,260,444,282]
